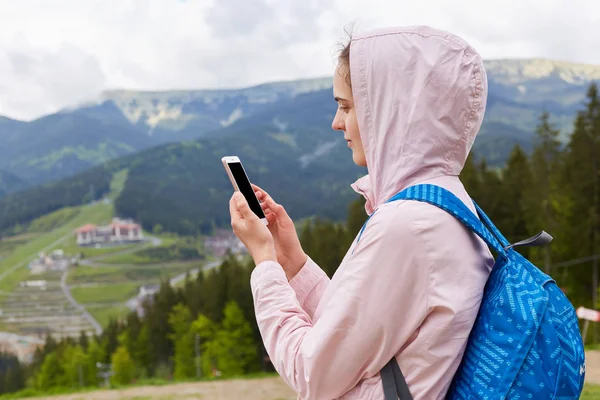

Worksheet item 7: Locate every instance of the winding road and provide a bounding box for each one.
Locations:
[60,268,103,335]
[58,236,165,334]
[1,230,219,343]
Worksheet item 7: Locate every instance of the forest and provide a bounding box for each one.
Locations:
[0,166,112,236]
[0,82,598,395]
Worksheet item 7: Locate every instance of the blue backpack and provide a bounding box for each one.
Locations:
[363,184,586,399]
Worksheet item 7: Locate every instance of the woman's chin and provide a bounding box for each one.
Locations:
[351,152,366,167]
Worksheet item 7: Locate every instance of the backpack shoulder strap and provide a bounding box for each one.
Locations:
[387,184,506,256]
[381,357,412,400]
[471,200,511,248]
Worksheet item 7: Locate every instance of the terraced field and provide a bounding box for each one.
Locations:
[0,171,204,342]
[0,270,97,339]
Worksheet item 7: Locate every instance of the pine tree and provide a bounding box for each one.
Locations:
[1,355,24,394]
[470,158,506,230]
[523,111,563,271]
[168,303,196,380]
[133,324,152,378]
[346,196,367,240]
[192,313,219,377]
[460,152,481,198]
[101,319,123,364]
[35,352,64,390]
[83,338,104,387]
[217,301,259,375]
[110,346,135,386]
[78,331,89,351]
[501,145,534,255]
[145,279,179,368]
[202,263,228,323]
[62,344,87,388]
[561,82,600,307]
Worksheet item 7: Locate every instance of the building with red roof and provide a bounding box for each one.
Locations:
[75,218,143,246]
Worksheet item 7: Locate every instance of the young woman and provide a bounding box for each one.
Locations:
[229,25,494,399]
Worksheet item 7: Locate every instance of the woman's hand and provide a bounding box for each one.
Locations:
[229,192,276,265]
[252,184,308,281]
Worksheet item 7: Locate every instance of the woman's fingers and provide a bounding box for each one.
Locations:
[252,184,273,202]
[251,184,287,219]
[266,212,277,225]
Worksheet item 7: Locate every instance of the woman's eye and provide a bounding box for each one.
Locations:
[339,106,350,112]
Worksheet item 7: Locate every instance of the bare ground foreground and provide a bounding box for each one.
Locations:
[585,351,600,386]
[23,376,296,400]
[18,351,600,399]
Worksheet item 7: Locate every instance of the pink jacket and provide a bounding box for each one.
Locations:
[250,26,495,399]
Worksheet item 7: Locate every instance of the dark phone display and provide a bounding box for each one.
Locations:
[228,162,265,218]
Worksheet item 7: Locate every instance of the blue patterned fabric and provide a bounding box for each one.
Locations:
[377,184,585,399]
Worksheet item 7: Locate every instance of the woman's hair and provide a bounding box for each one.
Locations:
[336,26,353,89]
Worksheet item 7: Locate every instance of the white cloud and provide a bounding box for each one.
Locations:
[0,0,599,121]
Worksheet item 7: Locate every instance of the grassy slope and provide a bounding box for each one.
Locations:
[0,171,132,291]
[69,257,200,325]
[67,263,193,285]
[0,167,202,328]
[0,201,114,291]
[70,282,142,304]
[61,170,200,325]
[0,171,128,326]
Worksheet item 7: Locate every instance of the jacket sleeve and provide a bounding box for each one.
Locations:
[288,256,330,320]
[250,207,430,399]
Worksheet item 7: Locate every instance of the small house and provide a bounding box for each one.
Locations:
[75,218,143,246]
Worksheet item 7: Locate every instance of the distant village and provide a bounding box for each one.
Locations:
[23,218,145,277]
[1,218,247,364]
[203,228,246,257]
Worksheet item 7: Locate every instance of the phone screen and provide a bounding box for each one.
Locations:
[228,161,265,219]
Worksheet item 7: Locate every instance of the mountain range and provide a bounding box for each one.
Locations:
[0,58,598,233]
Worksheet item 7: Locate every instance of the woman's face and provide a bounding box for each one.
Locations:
[332,63,366,167]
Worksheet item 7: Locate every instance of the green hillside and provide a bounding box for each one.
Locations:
[0,170,206,336]
[0,58,598,197]
[0,170,27,198]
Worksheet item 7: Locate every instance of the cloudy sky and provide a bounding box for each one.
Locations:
[1,0,599,121]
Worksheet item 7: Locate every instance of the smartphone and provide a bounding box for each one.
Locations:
[222,156,268,225]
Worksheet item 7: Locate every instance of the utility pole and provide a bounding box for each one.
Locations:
[96,362,113,388]
[591,113,599,344]
[78,364,84,388]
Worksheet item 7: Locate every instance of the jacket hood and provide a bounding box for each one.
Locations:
[348,26,488,214]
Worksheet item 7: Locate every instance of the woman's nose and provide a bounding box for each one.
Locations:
[332,117,344,131]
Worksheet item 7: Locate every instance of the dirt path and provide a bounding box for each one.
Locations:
[17,351,600,399]
[24,376,296,400]
[586,351,600,385]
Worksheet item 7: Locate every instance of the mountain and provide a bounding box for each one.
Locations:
[0,88,363,235]
[483,59,600,139]
[0,78,334,195]
[0,170,28,198]
[4,60,599,236]
[0,110,154,186]
[100,78,332,140]
[0,116,26,144]
[0,58,598,215]
[114,88,362,234]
